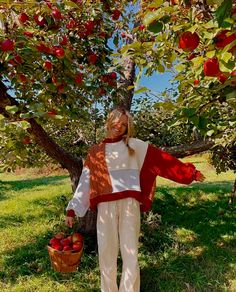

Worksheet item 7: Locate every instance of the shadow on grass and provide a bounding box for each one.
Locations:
[0,175,69,201]
[140,181,236,291]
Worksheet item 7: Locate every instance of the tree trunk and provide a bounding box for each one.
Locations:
[117,56,136,111]
[228,177,236,206]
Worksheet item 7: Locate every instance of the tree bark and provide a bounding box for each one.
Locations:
[117,56,136,111]
[163,139,214,158]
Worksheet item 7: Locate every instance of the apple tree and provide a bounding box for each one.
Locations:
[118,0,235,195]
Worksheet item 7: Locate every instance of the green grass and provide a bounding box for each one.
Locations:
[0,154,235,291]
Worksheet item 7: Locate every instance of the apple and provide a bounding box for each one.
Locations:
[84,20,95,33]
[19,12,29,23]
[50,237,60,246]
[99,32,107,38]
[23,31,33,38]
[34,14,46,26]
[215,30,236,48]
[59,35,68,46]
[109,72,117,79]
[88,53,98,64]
[36,43,45,52]
[47,109,57,117]
[60,238,71,247]
[112,9,121,21]
[72,232,83,243]
[139,25,145,31]
[66,19,77,29]
[22,136,31,145]
[57,84,65,93]
[1,39,14,51]
[18,73,27,83]
[171,0,179,4]
[52,7,62,20]
[53,46,65,58]
[14,55,23,64]
[45,0,53,9]
[52,243,63,251]
[203,57,220,77]
[194,79,200,86]
[98,87,106,96]
[75,73,83,84]
[72,241,83,251]
[44,60,52,70]
[179,31,200,52]
[63,245,72,251]
[218,74,228,84]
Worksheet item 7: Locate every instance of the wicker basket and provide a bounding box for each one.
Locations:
[47,244,83,273]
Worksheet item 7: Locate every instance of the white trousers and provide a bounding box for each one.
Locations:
[97,198,141,292]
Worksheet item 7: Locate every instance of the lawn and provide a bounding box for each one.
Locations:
[0,154,235,291]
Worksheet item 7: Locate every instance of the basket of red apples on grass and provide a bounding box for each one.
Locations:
[47,231,83,273]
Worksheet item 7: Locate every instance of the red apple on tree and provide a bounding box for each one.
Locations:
[44,60,53,70]
[18,73,27,83]
[52,7,63,20]
[88,53,98,64]
[59,35,68,46]
[22,136,31,145]
[66,19,77,29]
[34,14,46,26]
[203,57,220,77]
[194,79,200,86]
[1,39,14,51]
[75,73,83,84]
[53,46,65,58]
[215,30,236,48]
[179,31,200,52]
[218,73,228,84]
[18,12,29,23]
[23,31,33,38]
[47,109,57,117]
[112,9,121,21]
[109,72,117,79]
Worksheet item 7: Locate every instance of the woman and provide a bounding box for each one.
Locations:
[65,107,205,292]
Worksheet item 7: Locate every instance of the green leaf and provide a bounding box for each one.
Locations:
[215,0,232,27]
[5,105,18,114]
[207,129,215,136]
[206,50,216,58]
[64,1,80,9]
[182,108,196,118]
[147,21,163,34]
[134,87,150,94]
[191,56,204,68]
[175,63,186,72]
[221,51,232,63]
[156,63,165,73]
[113,34,119,47]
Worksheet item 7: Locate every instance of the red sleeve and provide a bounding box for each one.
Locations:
[145,144,197,184]
[67,209,76,217]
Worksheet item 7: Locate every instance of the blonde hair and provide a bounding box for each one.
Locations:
[106,107,135,155]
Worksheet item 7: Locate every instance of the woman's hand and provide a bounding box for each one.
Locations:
[195,171,205,182]
[65,216,74,228]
